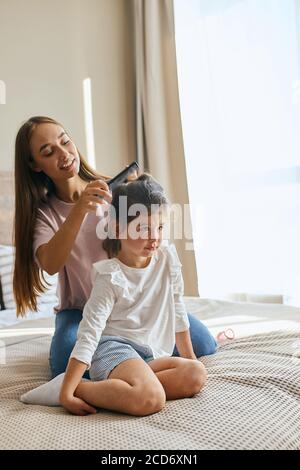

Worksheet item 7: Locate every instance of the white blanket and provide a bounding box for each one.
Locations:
[0,298,299,450]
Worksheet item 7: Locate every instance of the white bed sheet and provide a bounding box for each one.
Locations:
[1,297,299,450]
[1,297,300,336]
[184,297,300,338]
[0,302,56,328]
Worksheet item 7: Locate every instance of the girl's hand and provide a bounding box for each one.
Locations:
[60,394,97,416]
[75,180,112,216]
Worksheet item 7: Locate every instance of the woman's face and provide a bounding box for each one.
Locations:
[29,123,80,181]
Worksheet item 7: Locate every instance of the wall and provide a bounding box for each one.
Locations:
[0,0,135,175]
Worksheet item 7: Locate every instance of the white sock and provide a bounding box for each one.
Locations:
[20,373,89,407]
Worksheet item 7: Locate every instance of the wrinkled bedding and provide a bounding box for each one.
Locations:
[0,298,299,450]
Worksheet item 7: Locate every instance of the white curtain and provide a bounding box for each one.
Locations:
[132,0,199,295]
[174,0,300,305]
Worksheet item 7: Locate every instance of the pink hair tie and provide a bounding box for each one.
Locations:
[216,328,235,342]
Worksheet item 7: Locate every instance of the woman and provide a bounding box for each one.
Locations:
[13,116,216,378]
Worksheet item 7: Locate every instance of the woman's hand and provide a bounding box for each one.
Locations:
[37,179,112,274]
[60,394,97,416]
[74,180,112,216]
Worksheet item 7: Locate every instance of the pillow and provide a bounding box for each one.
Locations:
[0,244,58,310]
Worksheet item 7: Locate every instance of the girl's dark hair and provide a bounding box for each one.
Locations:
[13,116,109,317]
[103,173,168,258]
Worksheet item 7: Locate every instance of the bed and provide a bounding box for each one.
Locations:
[0,171,299,450]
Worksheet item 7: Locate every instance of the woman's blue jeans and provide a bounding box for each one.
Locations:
[49,309,217,378]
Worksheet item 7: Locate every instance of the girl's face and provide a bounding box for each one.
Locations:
[120,210,166,260]
[29,123,80,181]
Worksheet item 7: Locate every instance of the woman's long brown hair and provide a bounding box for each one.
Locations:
[13,116,109,316]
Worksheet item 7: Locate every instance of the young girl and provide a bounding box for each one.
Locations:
[13,116,216,379]
[60,174,207,416]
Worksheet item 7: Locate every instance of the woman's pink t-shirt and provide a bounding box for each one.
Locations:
[33,195,108,312]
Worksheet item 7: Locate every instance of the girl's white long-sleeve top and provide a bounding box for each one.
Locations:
[70,243,190,368]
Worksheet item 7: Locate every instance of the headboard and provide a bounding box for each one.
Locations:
[0,171,14,246]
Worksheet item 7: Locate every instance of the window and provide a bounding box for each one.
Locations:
[174,0,300,305]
